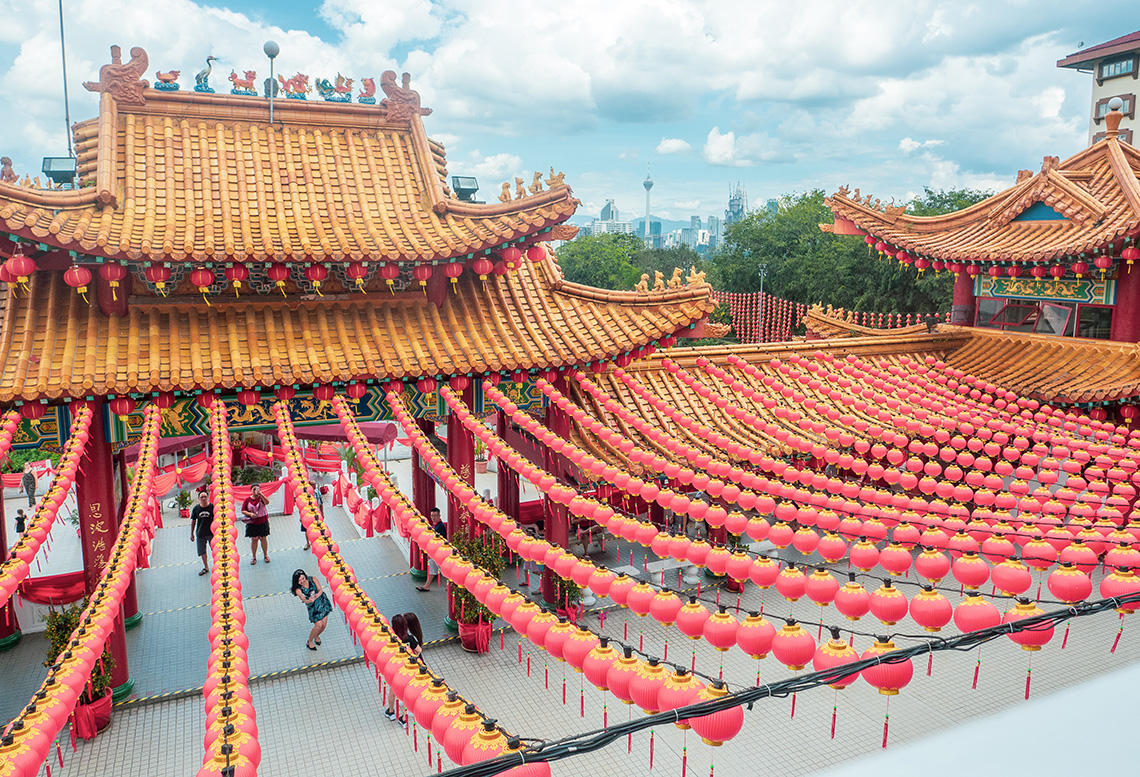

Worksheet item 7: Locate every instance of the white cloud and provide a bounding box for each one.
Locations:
[449,150,524,182]
[899,137,946,154]
[703,126,749,167]
[656,137,691,154]
[673,199,701,210]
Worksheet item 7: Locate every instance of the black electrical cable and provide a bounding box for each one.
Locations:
[437,591,1140,777]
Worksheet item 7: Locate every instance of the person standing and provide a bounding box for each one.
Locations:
[21,464,36,508]
[415,507,446,592]
[385,613,422,721]
[241,483,271,565]
[189,491,214,576]
[291,569,331,650]
[14,509,26,535]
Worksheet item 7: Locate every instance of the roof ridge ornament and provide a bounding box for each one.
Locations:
[83,45,149,106]
[380,71,431,122]
[1104,97,1125,139]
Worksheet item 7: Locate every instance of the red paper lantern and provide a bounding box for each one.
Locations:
[345,382,367,401]
[444,262,464,291]
[64,264,93,300]
[1002,599,1054,650]
[346,261,369,292]
[312,384,336,403]
[868,581,908,625]
[703,607,739,651]
[736,613,776,659]
[562,627,600,671]
[267,262,289,295]
[225,264,249,297]
[656,669,704,729]
[145,264,172,296]
[526,245,546,263]
[582,638,619,690]
[629,658,668,713]
[775,563,807,602]
[992,559,1032,596]
[676,597,711,640]
[812,630,860,689]
[99,262,128,301]
[951,552,990,590]
[412,264,432,292]
[237,389,261,406]
[606,647,641,704]
[4,245,35,287]
[1046,562,1092,603]
[1100,568,1140,613]
[834,575,870,621]
[501,246,522,268]
[108,396,136,420]
[1071,261,1089,278]
[689,680,744,746]
[861,638,913,695]
[379,262,399,292]
[770,620,816,670]
[953,592,1001,632]
[909,586,952,632]
[19,403,45,425]
[463,720,509,765]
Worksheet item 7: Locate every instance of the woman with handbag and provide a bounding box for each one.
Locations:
[291,569,332,650]
[241,483,271,564]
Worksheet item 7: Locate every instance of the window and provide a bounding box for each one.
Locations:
[1094,94,1135,122]
[1077,306,1113,339]
[974,297,1112,339]
[1099,55,1137,81]
[1093,129,1135,145]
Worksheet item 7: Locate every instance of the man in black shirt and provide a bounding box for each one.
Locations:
[416,507,446,592]
[189,491,215,576]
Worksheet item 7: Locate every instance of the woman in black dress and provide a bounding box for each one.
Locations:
[384,613,423,722]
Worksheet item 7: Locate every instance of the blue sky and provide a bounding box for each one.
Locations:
[0,1,1133,223]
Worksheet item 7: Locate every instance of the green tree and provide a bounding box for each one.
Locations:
[711,188,990,313]
[555,233,642,290]
[908,186,993,216]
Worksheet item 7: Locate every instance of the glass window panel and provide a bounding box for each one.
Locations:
[1077,306,1113,339]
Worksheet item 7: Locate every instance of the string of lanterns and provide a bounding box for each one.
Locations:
[198,400,260,777]
[59,243,549,303]
[0,406,93,605]
[0,406,161,777]
[354,395,748,749]
[278,401,528,771]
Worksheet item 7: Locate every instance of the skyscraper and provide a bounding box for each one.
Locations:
[643,168,654,248]
[601,199,618,221]
[726,183,747,226]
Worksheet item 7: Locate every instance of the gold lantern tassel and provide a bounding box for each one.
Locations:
[200,286,211,306]
[313,280,323,297]
[233,281,241,298]
[78,284,89,304]
[277,280,286,297]
[110,281,119,301]
[357,278,366,293]
[156,281,167,298]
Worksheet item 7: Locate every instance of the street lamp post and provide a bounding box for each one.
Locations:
[264,40,280,123]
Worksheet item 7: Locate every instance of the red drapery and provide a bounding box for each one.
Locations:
[18,571,86,606]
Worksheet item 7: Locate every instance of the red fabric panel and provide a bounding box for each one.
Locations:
[243,448,272,467]
[18,571,86,605]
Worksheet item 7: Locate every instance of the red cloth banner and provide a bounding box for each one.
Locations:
[17,571,86,605]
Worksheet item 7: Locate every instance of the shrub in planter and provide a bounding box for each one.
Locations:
[449,527,507,653]
[43,601,115,738]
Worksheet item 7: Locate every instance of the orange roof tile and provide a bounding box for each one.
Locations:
[0,251,714,402]
[826,134,1140,264]
[0,47,577,265]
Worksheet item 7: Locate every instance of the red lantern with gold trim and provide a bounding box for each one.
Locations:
[190,266,215,304]
[771,619,816,671]
[379,262,399,292]
[305,263,328,295]
[237,389,261,407]
[1122,245,1139,271]
[312,384,336,404]
[412,264,432,293]
[108,396,136,421]
[225,264,249,297]
[345,382,367,402]
[443,263,463,292]
[1071,261,1089,278]
[526,245,545,263]
[267,262,289,295]
[861,638,913,694]
[346,261,369,292]
[812,629,860,689]
[1002,599,1054,650]
[64,264,92,302]
[472,256,494,282]
[145,264,172,296]
[689,680,743,746]
[99,262,128,301]
[4,244,35,290]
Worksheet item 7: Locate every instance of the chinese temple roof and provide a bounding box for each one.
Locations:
[824,118,1140,264]
[0,46,577,265]
[0,249,714,402]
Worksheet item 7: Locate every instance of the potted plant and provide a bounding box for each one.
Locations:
[449,526,506,653]
[474,439,489,475]
[43,601,115,738]
[175,489,192,519]
[555,578,582,623]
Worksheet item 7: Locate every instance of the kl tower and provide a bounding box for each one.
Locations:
[643,166,653,247]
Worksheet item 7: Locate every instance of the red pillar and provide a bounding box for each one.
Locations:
[76,400,133,700]
[0,492,20,650]
[542,380,573,607]
[446,384,476,539]
[950,271,975,326]
[496,410,520,521]
[410,419,435,578]
[1111,265,1140,342]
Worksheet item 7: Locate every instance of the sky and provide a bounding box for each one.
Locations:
[0,1,1134,224]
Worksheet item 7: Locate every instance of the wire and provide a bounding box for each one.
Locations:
[437,591,1140,777]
